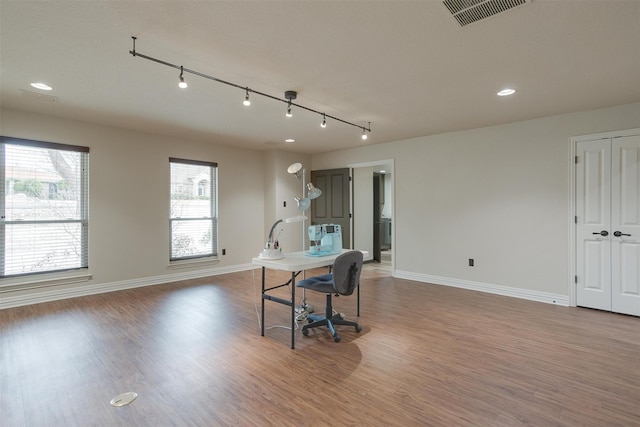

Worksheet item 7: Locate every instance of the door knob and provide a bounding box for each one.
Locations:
[613,231,631,237]
[592,230,609,236]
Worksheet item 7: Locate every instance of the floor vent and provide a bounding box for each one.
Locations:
[443,0,528,27]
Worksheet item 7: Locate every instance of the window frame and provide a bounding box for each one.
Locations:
[0,136,89,278]
[169,157,218,262]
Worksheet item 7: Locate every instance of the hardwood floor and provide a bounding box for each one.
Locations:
[1,265,638,426]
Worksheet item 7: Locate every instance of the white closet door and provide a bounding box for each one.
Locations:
[611,135,640,316]
[576,139,612,311]
[576,135,640,316]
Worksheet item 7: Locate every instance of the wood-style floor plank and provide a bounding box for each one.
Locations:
[1,264,638,426]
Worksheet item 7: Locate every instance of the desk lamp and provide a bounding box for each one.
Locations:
[259,215,307,260]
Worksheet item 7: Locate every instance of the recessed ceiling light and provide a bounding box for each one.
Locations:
[285,138,295,143]
[30,82,53,91]
[497,88,516,96]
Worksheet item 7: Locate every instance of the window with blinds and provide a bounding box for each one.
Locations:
[169,158,218,261]
[1,137,89,277]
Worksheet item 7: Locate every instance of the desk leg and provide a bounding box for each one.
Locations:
[291,271,296,349]
[261,267,265,337]
[357,284,360,317]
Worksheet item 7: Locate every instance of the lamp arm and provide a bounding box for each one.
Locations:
[268,219,284,241]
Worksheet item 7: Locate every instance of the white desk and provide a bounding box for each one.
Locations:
[252,250,359,349]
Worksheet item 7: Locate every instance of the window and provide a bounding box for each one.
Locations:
[1,137,89,277]
[169,158,217,261]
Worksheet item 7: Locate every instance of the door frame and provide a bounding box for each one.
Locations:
[348,159,395,273]
[569,128,640,307]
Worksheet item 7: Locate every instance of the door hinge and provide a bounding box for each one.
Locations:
[349,213,352,219]
[575,216,578,224]
[575,155,578,164]
[575,275,578,284]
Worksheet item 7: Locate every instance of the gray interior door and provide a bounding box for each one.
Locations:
[311,168,351,249]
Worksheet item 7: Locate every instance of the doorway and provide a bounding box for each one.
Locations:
[350,161,394,272]
[574,131,640,316]
[373,172,392,265]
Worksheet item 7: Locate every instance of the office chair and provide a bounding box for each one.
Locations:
[296,250,363,342]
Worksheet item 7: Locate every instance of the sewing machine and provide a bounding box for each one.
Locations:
[307,224,343,257]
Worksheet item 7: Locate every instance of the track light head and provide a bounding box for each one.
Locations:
[361,127,368,140]
[321,114,327,128]
[284,90,297,118]
[243,88,251,106]
[244,95,251,106]
[178,66,187,89]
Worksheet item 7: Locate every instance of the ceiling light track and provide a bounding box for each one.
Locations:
[129,37,371,138]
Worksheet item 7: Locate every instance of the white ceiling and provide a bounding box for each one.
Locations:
[1,1,639,155]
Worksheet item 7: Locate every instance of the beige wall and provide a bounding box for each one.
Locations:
[0,108,267,306]
[313,102,640,302]
[353,166,375,259]
[2,102,640,307]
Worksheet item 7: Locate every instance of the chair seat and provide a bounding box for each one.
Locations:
[296,274,334,293]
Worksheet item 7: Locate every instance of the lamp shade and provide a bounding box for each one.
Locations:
[285,214,307,223]
[295,196,311,212]
[287,162,303,180]
[306,183,322,200]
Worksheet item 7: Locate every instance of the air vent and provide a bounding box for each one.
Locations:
[444,0,528,27]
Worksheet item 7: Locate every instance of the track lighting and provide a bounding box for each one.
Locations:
[243,87,251,106]
[178,66,187,89]
[129,37,371,140]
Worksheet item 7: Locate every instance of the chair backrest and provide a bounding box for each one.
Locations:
[332,251,364,296]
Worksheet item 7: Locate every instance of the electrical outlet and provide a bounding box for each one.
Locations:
[283,201,287,207]
[468,258,474,267]
[222,249,226,255]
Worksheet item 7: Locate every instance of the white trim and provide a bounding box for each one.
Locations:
[394,270,570,306]
[167,256,220,269]
[0,270,92,290]
[568,128,640,307]
[568,134,577,307]
[0,263,253,309]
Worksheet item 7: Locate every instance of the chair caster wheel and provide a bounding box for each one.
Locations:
[355,325,362,333]
[302,329,309,336]
[333,335,341,342]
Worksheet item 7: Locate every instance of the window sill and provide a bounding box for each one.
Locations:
[167,256,220,270]
[0,270,92,291]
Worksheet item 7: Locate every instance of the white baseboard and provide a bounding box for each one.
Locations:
[394,270,570,306]
[1,265,570,310]
[0,263,254,309]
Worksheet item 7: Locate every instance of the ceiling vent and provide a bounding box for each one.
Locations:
[443,0,528,27]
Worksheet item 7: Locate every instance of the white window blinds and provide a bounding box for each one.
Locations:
[1,137,89,277]
[169,158,218,261]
